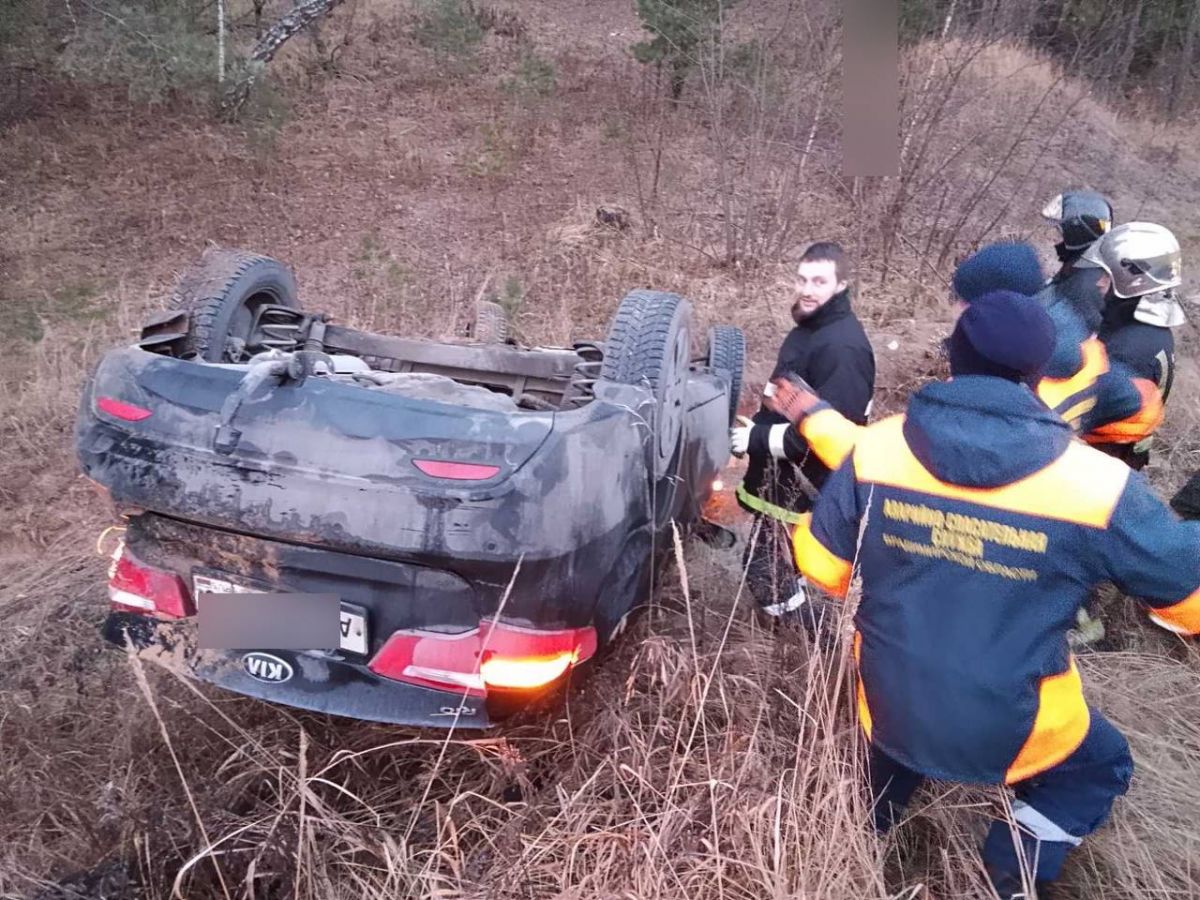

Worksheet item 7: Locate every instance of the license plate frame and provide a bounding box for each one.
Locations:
[192,573,368,655]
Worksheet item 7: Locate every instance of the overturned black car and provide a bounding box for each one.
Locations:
[77,249,745,727]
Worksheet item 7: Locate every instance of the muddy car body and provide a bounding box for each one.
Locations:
[78,250,745,727]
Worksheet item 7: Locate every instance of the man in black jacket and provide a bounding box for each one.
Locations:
[732,241,875,620]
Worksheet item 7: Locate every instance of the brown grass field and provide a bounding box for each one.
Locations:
[1,3,1199,897]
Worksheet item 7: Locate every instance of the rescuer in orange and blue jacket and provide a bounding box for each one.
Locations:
[767,291,1200,899]
[947,240,1143,436]
[1037,196,1178,468]
[954,237,1163,448]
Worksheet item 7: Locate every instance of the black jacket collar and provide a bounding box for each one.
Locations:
[1052,243,1086,280]
[794,289,853,330]
[1101,292,1141,331]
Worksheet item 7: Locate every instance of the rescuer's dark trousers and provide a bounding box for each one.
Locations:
[743,514,800,615]
[867,710,1133,897]
[743,514,840,643]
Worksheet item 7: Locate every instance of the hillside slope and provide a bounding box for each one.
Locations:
[1,3,1198,897]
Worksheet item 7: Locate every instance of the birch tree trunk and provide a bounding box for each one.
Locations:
[221,0,346,117]
[216,0,225,84]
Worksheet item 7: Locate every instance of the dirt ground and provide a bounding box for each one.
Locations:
[2,2,1200,898]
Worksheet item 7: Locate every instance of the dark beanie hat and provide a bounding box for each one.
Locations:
[952,242,1045,304]
[947,290,1056,381]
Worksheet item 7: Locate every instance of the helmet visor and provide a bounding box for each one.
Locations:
[1113,251,1182,298]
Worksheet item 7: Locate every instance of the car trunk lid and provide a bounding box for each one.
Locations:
[78,347,556,554]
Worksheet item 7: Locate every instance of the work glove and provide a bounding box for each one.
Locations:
[730,416,754,456]
[1068,606,1106,649]
[731,417,793,460]
[763,373,823,425]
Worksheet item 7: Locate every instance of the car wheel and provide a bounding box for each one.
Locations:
[469,299,510,344]
[600,289,693,481]
[169,249,300,363]
[707,325,746,427]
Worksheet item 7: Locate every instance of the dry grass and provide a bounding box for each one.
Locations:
[2,4,1200,898]
[3,543,1199,899]
[0,541,961,898]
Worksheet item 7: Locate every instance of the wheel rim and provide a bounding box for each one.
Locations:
[654,325,689,479]
[226,289,282,361]
[652,435,684,530]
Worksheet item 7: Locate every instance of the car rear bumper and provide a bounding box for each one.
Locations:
[103,612,495,729]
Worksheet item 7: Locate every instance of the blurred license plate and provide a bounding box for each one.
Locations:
[193,574,367,654]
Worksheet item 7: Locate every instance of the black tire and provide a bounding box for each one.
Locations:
[600,289,692,481]
[707,325,746,427]
[471,300,510,344]
[171,249,299,363]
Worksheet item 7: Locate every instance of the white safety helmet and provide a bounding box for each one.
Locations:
[1079,222,1186,326]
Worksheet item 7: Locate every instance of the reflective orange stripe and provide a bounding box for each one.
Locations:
[1083,378,1164,445]
[853,631,873,739]
[799,407,863,470]
[1006,657,1091,783]
[1036,338,1109,413]
[791,513,852,597]
[1148,585,1200,635]
[853,416,1129,528]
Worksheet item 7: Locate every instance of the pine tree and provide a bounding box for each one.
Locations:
[631,0,736,100]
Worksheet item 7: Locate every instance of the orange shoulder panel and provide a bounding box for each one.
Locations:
[799,407,864,470]
[852,416,1130,528]
[1036,338,1109,412]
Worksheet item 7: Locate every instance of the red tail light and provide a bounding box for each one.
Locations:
[368,619,597,697]
[109,547,193,618]
[97,396,152,422]
[412,459,501,481]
